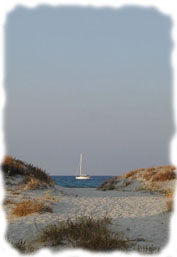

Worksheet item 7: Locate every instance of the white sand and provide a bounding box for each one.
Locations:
[4,184,171,252]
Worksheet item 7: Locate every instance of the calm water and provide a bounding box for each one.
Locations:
[51,176,113,188]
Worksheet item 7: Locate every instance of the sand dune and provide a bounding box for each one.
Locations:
[1,157,176,253]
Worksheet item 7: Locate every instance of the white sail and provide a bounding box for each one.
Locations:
[76,153,90,180]
[79,153,82,176]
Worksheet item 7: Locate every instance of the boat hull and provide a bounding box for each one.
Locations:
[75,176,90,180]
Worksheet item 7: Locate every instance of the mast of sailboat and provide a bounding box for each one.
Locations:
[79,153,82,176]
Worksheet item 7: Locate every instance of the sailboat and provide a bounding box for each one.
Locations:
[75,153,90,179]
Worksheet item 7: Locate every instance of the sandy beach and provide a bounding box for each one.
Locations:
[2,157,175,253]
[4,183,170,252]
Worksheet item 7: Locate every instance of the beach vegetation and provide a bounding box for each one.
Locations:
[166,199,173,212]
[165,190,174,198]
[97,176,119,191]
[12,200,53,216]
[11,240,35,253]
[45,190,60,202]
[151,169,176,182]
[23,177,49,190]
[125,180,132,186]
[135,187,147,192]
[1,155,54,187]
[136,245,160,254]
[98,165,176,192]
[11,190,20,195]
[124,165,176,182]
[107,184,116,190]
[37,216,130,251]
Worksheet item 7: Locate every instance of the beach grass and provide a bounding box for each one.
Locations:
[1,155,54,187]
[12,240,35,253]
[37,216,130,251]
[98,165,176,192]
[166,199,173,212]
[12,199,53,216]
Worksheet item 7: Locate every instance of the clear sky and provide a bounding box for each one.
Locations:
[4,6,173,175]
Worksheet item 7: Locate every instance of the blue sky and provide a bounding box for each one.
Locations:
[5,6,173,175]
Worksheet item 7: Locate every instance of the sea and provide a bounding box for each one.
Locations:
[51,176,113,188]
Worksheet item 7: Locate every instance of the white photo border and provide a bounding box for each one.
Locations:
[0,0,177,256]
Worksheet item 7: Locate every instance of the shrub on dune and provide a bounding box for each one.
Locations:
[38,216,130,251]
[1,155,54,187]
[151,169,176,182]
[23,178,49,190]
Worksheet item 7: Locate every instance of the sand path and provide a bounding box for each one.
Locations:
[6,186,170,250]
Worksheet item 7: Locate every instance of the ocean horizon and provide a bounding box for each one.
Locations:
[51,175,113,188]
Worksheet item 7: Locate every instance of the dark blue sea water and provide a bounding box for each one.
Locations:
[51,176,113,188]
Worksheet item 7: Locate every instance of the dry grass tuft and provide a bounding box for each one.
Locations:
[135,187,147,192]
[98,165,176,191]
[12,200,53,216]
[136,245,160,254]
[45,190,60,202]
[2,156,26,176]
[12,240,35,253]
[151,169,176,182]
[166,199,173,212]
[11,191,20,195]
[23,178,49,190]
[1,155,54,187]
[106,184,116,190]
[124,165,176,182]
[164,190,174,198]
[97,177,119,191]
[38,216,130,251]
[124,170,140,179]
